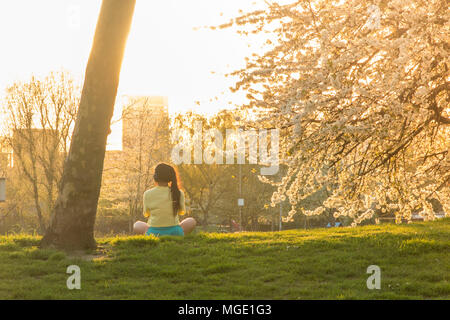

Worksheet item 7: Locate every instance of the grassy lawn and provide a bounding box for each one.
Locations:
[0,218,448,299]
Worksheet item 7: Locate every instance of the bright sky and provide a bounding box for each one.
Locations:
[0,0,275,149]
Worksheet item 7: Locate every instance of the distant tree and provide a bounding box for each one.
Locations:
[173,110,277,229]
[173,111,236,226]
[225,0,449,225]
[179,163,235,226]
[239,165,278,231]
[99,96,171,233]
[2,71,78,233]
[41,0,136,249]
[96,149,129,235]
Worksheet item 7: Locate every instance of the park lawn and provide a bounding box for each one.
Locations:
[0,219,448,299]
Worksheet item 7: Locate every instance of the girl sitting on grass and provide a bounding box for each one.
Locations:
[133,163,196,237]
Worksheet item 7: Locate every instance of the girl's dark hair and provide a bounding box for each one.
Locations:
[153,163,181,216]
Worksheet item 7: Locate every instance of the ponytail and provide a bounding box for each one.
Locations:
[169,168,181,216]
[154,163,182,216]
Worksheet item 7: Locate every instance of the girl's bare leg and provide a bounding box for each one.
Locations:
[133,221,150,235]
[180,217,196,235]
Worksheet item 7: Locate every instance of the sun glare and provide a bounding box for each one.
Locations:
[0,0,272,150]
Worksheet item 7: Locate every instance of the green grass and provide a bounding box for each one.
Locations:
[0,219,449,299]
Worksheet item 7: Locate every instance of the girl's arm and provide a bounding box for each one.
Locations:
[143,191,151,218]
[179,191,186,215]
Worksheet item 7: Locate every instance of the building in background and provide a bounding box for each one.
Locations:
[0,97,173,234]
[0,139,12,175]
[121,95,169,152]
[10,128,60,169]
[99,96,172,234]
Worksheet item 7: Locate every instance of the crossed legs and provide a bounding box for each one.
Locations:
[133,221,149,235]
[179,217,196,235]
[133,217,196,235]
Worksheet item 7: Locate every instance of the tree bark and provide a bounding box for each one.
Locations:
[41,0,136,250]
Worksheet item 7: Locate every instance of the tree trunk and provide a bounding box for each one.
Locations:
[41,0,136,250]
[31,182,45,234]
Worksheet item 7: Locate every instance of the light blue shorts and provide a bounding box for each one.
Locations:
[146,225,184,237]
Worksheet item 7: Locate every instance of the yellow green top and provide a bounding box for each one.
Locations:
[143,186,186,227]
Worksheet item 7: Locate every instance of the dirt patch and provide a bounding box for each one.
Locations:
[66,244,110,261]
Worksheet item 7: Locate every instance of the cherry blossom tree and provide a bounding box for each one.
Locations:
[225,0,449,224]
